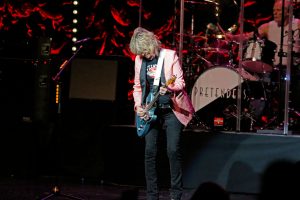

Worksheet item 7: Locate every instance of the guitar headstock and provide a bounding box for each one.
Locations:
[166,75,176,87]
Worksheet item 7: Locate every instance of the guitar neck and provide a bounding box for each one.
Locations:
[145,92,160,112]
[144,75,176,112]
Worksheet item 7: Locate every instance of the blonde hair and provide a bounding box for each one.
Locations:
[129,27,161,56]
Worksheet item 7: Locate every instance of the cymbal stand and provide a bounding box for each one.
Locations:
[38,45,85,200]
[216,22,236,67]
[273,0,294,134]
[188,112,210,131]
[227,41,236,67]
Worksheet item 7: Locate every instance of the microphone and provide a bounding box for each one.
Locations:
[74,37,91,44]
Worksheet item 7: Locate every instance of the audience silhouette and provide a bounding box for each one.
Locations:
[258,159,300,200]
[189,181,230,200]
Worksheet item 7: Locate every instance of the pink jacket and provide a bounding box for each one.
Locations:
[133,48,194,126]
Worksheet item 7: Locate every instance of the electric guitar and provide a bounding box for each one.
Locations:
[136,75,176,137]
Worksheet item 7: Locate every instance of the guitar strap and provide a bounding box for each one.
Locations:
[153,49,166,92]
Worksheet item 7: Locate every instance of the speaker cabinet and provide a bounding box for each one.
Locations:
[66,56,134,125]
[69,58,119,101]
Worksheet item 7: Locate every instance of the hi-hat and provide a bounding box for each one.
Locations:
[175,33,207,40]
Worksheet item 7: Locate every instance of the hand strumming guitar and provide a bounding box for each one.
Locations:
[136,106,150,120]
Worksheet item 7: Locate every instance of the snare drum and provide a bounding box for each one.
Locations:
[242,39,277,73]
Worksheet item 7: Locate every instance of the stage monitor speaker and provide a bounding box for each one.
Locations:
[69,58,118,101]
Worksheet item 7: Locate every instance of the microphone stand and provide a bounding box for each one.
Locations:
[38,45,85,200]
[272,0,286,132]
[283,0,294,135]
[236,0,245,132]
[276,0,293,135]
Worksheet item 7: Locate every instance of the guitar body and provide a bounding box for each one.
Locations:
[136,93,157,137]
[136,108,157,137]
[135,76,176,137]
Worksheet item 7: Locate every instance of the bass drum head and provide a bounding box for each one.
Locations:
[190,66,252,131]
[191,66,245,111]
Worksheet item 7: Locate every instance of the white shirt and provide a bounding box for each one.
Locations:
[260,18,300,66]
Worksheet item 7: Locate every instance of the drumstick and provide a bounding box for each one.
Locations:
[217,22,232,41]
[216,23,226,35]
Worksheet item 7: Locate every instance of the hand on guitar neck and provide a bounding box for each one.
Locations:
[136,75,176,120]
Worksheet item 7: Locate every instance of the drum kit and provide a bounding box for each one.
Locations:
[181,0,292,131]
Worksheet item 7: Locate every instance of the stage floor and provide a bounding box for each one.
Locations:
[1,122,300,197]
[0,177,257,200]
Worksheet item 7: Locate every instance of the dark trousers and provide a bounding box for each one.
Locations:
[144,108,184,200]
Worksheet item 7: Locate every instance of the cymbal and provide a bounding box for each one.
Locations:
[175,33,207,40]
[185,0,219,5]
[242,61,273,73]
[200,47,229,54]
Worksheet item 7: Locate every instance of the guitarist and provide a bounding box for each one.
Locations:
[129,27,194,200]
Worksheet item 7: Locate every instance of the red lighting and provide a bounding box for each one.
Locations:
[261,116,268,123]
[214,117,224,127]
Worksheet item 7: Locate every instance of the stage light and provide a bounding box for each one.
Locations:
[72,0,79,52]
[55,83,60,104]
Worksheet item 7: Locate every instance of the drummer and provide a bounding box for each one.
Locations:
[226,0,300,115]
[226,0,300,67]
[258,0,300,67]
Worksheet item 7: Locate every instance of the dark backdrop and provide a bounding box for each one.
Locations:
[0,0,287,57]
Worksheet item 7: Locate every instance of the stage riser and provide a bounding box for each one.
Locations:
[102,126,300,194]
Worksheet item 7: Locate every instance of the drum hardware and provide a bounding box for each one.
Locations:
[188,112,211,130]
[259,107,300,131]
[223,104,257,131]
[192,53,214,68]
[227,41,239,67]
[244,111,256,131]
[202,22,239,66]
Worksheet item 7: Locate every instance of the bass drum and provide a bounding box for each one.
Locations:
[191,66,262,131]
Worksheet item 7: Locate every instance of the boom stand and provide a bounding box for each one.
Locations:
[38,45,85,200]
